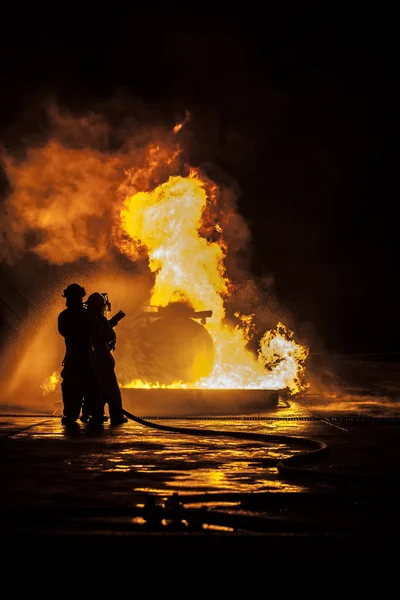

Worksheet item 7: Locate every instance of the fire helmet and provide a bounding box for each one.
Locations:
[86,292,107,313]
[62,283,86,299]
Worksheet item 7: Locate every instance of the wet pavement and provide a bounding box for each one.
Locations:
[2,387,400,584]
[1,395,400,502]
[0,400,312,508]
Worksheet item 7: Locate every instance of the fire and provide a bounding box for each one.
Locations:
[117,169,308,394]
[0,108,309,398]
[173,110,190,134]
[119,172,227,321]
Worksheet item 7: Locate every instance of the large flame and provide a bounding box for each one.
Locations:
[1,110,308,398]
[116,168,308,393]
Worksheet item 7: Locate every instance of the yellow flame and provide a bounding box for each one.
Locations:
[234,312,256,342]
[119,171,228,320]
[117,170,308,394]
[126,380,188,389]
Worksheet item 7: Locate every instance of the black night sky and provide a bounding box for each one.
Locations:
[0,5,398,356]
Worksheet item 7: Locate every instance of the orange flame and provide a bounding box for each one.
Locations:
[116,167,308,393]
[173,110,190,134]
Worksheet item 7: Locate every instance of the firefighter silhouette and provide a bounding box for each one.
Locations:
[85,292,127,425]
[58,284,104,425]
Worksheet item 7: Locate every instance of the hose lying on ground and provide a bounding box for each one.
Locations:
[5,407,400,535]
[1,404,398,488]
[118,406,400,487]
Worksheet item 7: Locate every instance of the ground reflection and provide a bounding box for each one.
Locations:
[61,415,313,494]
[303,394,400,417]
[2,390,400,506]
[14,409,309,493]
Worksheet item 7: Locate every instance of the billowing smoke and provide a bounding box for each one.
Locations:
[0,104,175,265]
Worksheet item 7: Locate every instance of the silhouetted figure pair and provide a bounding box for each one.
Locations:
[58,284,127,426]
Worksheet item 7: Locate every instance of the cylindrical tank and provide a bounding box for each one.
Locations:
[134,303,215,385]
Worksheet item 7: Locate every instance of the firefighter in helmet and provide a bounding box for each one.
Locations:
[85,292,127,425]
[58,284,104,425]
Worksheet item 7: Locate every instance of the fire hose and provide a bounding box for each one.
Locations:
[119,407,400,488]
[74,407,400,534]
[120,406,330,482]
[2,407,399,486]
[2,407,400,536]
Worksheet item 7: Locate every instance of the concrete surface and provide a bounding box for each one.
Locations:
[2,365,400,589]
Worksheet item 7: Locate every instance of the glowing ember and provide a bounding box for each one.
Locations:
[173,110,190,134]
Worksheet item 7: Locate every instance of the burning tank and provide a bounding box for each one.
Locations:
[134,302,215,386]
[120,301,281,415]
